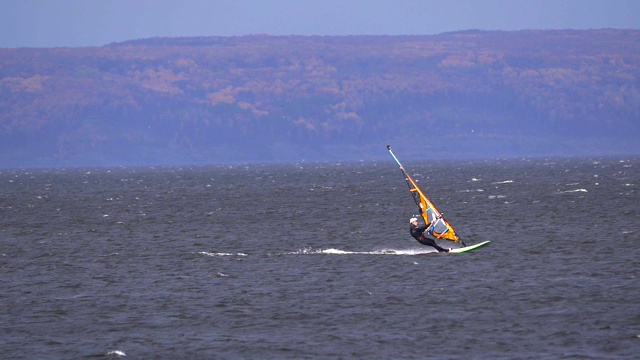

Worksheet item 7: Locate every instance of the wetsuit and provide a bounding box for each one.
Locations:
[410,223,449,252]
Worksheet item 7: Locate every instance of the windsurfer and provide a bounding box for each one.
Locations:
[409,217,451,253]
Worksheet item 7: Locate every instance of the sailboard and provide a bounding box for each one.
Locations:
[449,240,491,253]
[387,145,490,251]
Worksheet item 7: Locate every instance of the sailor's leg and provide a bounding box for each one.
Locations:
[421,237,448,252]
[432,243,448,252]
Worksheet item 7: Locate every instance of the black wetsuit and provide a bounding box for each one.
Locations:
[410,224,449,252]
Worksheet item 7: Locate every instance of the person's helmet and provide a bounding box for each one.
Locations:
[409,217,419,224]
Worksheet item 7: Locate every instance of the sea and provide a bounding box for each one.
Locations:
[1,157,638,359]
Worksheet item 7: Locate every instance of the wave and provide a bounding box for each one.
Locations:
[106,350,126,357]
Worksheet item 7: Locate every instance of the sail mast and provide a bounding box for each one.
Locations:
[386,145,424,213]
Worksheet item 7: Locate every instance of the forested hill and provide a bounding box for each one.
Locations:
[1,29,639,167]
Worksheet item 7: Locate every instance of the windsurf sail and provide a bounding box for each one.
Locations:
[387,145,466,246]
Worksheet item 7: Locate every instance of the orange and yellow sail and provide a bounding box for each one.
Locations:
[387,145,465,245]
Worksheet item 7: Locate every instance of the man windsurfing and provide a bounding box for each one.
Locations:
[409,217,451,253]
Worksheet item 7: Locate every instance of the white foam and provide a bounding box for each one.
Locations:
[201,248,439,257]
[106,350,126,357]
[557,189,588,193]
[198,251,247,257]
[321,248,354,254]
[290,248,435,256]
[488,195,507,199]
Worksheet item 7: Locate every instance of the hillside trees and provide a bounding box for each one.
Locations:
[0,30,638,165]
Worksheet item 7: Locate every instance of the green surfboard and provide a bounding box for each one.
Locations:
[449,240,491,254]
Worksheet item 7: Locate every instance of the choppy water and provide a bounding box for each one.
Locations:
[1,157,639,359]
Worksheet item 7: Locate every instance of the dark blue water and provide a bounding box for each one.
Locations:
[1,158,639,359]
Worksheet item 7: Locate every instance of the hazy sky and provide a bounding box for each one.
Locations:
[2,0,639,48]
